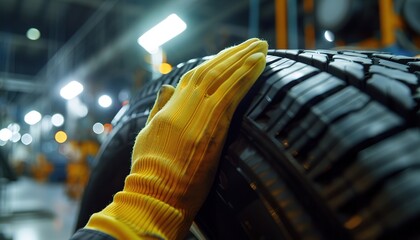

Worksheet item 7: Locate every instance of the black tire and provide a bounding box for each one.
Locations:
[75,49,420,240]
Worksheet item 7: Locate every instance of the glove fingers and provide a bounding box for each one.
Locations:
[204,40,268,95]
[146,85,175,125]
[188,52,266,153]
[210,38,259,65]
[178,38,260,89]
[215,52,267,114]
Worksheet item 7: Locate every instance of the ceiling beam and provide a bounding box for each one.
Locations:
[63,0,251,82]
[17,0,251,107]
[0,32,61,50]
[0,74,43,93]
[57,0,146,16]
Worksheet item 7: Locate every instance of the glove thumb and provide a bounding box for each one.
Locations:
[146,84,175,125]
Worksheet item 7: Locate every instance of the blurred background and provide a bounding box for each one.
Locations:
[0,0,419,239]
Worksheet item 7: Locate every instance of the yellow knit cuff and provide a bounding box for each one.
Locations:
[85,213,163,240]
[86,191,187,239]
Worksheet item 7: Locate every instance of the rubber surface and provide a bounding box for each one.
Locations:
[76,49,420,240]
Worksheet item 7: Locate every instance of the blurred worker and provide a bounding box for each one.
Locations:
[31,153,53,182]
[65,140,99,199]
[70,38,268,239]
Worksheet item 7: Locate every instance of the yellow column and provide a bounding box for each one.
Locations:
[379,0,396,47]
[303,0,315,49]
[275,0,288,49]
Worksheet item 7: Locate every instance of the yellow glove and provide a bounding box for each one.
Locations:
[85,38,268,240]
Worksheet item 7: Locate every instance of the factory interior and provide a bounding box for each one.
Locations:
[0,0,419,239]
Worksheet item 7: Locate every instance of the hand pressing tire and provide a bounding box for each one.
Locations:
[76,48,420,240]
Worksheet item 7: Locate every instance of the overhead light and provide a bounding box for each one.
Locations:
[55,131,68,144]
[21,133,33,145]
[60,80,84,100]
[324,30,335,42]
[24,110,42,125]
[0,128,12,142]
[27,28,41,40]
[8,123,20,133]
[138,14,187,54]
[159,63,172,74]
[11,132,21,143]
[51,113,65,127]
[98,95,113,108]
[92,122,104,134]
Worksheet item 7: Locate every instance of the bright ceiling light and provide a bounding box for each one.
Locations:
[8,123,20,133]
[60,80,84,100]
[11,132,21,143]
[138,14,187,54]
[21,133,33,145]
[0,128,12,142]
[27,28,41,40]
[92,122,104,134]
[324,30,335,42]
[159,63,172,74]
[98,95,112,108]
[24,110,42,125]
[55,131,68,143]
[51,113,65,127]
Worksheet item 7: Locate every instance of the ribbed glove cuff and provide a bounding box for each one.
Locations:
[86,191,187,239]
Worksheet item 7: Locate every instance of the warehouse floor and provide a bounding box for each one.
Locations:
[0,177,79,240]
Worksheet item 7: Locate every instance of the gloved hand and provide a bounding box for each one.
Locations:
[85,38,268,240]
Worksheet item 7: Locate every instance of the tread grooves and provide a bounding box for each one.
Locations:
[88,50,420,240]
